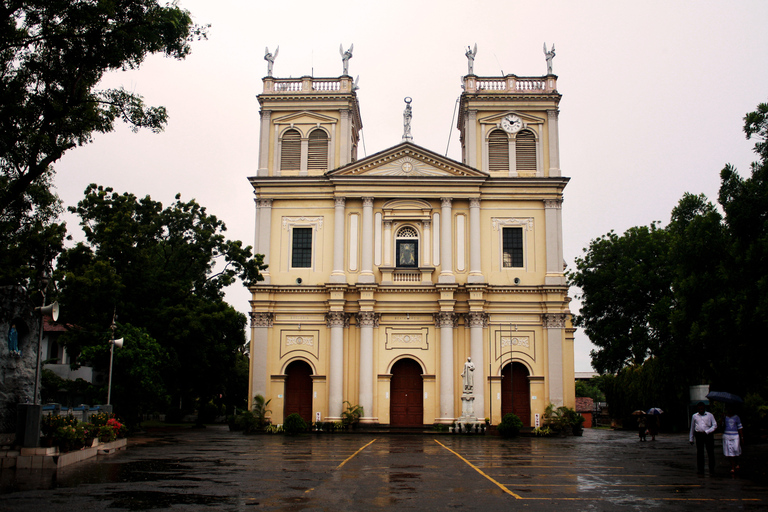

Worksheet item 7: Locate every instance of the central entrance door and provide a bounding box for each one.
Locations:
[284,360,313,423]
[501,362,531,427]
[390,358,423,426]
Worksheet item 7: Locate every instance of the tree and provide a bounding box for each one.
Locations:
[57,184,266,419]
[0,0,208,214]
[568,224,673,374]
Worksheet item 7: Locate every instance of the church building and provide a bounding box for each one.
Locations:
[248,49,574,427]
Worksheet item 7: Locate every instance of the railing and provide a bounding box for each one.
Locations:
[393,270,421,283]
[465,75,557,94]
[263,76,352,94]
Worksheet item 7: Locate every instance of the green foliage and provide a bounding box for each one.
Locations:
[0,0,208,214]
[532,427,553,437]
[251,395,272,431]
[57,185,266,422]
[283,413,308,436]
[575,377,606,402]
[496,413,523,438]
[341,401,363,428]
[544,404,584,435]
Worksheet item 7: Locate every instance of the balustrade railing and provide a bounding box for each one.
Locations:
[465,75,557,94]
[263,76,351,94]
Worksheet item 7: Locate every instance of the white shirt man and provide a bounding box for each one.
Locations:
[689,402,717,474]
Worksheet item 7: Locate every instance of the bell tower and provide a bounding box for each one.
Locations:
[256,75,362,177]
[457,74,561,177]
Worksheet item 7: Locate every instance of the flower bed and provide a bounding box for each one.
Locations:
[41,413,126,453]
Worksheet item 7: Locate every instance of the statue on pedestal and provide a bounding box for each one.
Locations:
[402,97,413,142]
[264,46,278,77]
[465,44,477,75]
[461,356,475,394]
[543,43,556,74]
[340,43,354,75]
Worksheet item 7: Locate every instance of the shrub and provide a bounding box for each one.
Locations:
[341,401,363,428]
[497,413,523,438]
[544,403,585,435]
[284,413,308,435]
[252,394,272,431]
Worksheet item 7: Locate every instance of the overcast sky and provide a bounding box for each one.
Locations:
[54,1,768,372]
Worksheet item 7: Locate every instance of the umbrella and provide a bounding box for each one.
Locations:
[706,391,743,405]
[632,410,646,416]
[647,408,664,415]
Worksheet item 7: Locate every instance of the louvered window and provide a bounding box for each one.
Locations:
[515,130,536,172]
[488,129,509,172]
[280,129,301,171]
[307,129,328,170]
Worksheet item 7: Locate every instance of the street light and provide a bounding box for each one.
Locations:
[106,323,124,407]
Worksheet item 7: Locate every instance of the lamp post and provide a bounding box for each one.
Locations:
[106,318,123,407]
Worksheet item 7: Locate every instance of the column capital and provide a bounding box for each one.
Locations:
[257,198,273,208]
[250,312,274,328]
[543,313,568,329]
[357,311,381,328]
[544,198,563,209]
[466,312,488,328]
[441,197,453,207]
[434,312,458,328]
[547,108,560,120]
[469,197,481,209]
[334,197,346,207]
[326,311,350,328]
[362,197,374,208]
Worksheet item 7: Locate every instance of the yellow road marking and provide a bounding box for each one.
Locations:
[336,439,377,469]
[434,439,522,499]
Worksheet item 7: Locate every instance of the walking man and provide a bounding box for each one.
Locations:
[689,402,717,474]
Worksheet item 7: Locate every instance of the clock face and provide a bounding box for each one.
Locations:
[500,114,523,133]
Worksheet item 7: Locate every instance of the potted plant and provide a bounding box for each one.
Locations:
[341,401,363,430]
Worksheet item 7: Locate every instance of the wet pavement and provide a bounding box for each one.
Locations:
[1,426,767,511]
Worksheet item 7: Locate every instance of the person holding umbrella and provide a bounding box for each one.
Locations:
[689,402,717,475]
[723,405,743,474]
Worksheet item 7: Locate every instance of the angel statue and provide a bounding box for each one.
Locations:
[340,44,354,75]
[264,46,278,77]
[465,44,478,75]
[543,43,556,74]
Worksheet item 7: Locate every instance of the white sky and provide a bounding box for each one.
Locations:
[54,1,768,372]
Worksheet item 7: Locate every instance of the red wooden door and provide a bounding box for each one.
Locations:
[501,362,531,427]
[284,361,313,423]
[390,359,423,426]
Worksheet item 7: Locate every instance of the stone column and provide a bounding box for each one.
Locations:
[544,313,567,406]
[422,219,431,266]
[439,197,455,283]
[547,109,561,177]
[340,110,351,166]
[326,312,347,419]
[257,198,272,284]
[249,312,273,403]
[299,136,309,176]
[544,199,565,286]
[436,312,456,421]
[359,197,375,283]
[257,110,271,176]
[468,198,483,283]
[466,110,478,168]
[383,220,392,266]
[330,197,346,283]
[467,312,487,419]
[357,312,378,421]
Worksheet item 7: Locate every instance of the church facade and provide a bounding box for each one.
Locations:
[248,62,574,427]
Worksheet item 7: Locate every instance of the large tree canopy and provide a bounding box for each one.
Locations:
[57,185,265,420]
[569,101,768,423]
[0,0,207,214]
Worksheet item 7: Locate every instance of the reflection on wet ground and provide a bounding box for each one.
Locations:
[2,426,767,511]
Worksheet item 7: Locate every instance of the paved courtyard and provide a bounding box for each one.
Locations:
[1,426,767,511]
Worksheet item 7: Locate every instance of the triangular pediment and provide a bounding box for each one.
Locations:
[480,111,544,125]
[328,142,486,178]
[273,110,338,125]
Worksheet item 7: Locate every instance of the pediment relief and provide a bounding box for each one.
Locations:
[273,110,338,125]
[329,143,486,178]
[480,111,544,126]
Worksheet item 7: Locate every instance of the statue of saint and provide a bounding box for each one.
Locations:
[340,44,354,75]
[402,97,413,142]
[7,324,19,356]
[264,46,278,77]
[461,356,475,393]
[465,44,477,75]
[543,43,556,74]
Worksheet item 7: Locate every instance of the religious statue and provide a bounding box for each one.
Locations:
[340,43,354,75]
[7,324,20,356]
[543,43,556,74]
[461,356,475,394]
[465,44,477,75]
[402,97,413,142]
[264,46,278,77]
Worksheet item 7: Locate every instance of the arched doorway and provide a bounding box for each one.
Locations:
[501,362,531,427]
[390,358,423,426]
[284,360,313,423]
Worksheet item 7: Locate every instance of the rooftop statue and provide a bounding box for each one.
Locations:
[264,46,278,77]
[465,44,477,75]
[543,43,556,74]
[340,43,354,75]
[402,97,413,142]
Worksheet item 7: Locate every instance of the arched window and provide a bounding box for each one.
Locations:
[395,226,419,267]
[488,129,509,172]
[515,130,536,172]
[280,129,301,171]
[307,129,328,170]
